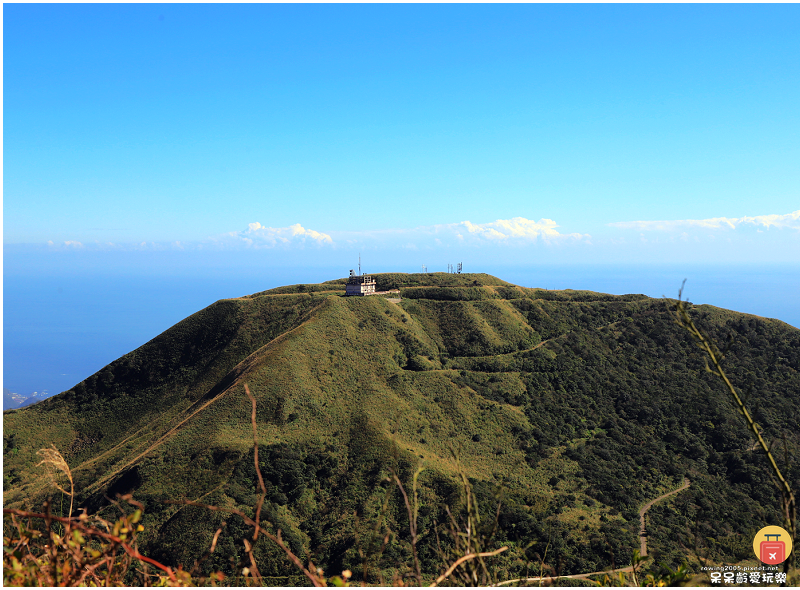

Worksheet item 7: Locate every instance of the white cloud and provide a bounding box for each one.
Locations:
[288,223,333,244]
[609,210,800,231]
[212,222,334,248]
[40,216,584,253]
[454,217,569,241]
[326,216,588,249]
[349,216,588,251]
[44,240,84,249]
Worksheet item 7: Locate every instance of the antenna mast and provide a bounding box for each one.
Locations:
[359,253,361,276]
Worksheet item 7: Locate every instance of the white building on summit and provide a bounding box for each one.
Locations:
[345,269,376,296]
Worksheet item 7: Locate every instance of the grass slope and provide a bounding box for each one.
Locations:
[4,273,800,582]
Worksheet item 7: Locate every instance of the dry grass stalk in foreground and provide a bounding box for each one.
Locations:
[673,284,797,577]
[388,449,509,587]
[6,445,175,585]
[166,383,329,587]
[179,385,511,586]
[433,453,507,586]
[36,444,75,521]
[5,383,512,586]
[4,494,186,586]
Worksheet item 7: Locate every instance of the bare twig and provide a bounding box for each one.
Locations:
[188,521,227,578]
[361,477,397,585]
[393,466,425,586]
[3,507,178,584]
[429,450,509,586]
[164,498,323,586]
[243,383,267,543]
[429,547,508,587]
[673,284,797,576]
[163,384,326,587]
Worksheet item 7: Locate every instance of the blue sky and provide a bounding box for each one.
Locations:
[4,4,800,403]
[4,3,799,267]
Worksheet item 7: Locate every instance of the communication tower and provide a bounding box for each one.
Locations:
[345,256,376,296]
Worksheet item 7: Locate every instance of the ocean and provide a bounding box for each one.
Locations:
[3,263,798,407]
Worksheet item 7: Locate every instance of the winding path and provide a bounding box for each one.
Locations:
[639,478,691,556]
[494,478,691,586]
[495,566,635,586]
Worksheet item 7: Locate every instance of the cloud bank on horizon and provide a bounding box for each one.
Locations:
[609,210,800,232]
[225,222,334,247]
[195,216,588,250]
[38,216,585,251]
[39,209,800,253]
[452,217,587,242]
[329,217,589,249]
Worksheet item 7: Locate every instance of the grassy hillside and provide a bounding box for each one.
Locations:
[4,273,799,583]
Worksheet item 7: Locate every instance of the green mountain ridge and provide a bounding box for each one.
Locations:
[4,272,799,582]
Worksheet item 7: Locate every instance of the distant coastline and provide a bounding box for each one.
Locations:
[4,262,799,409]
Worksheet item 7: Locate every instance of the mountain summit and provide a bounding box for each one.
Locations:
[4,273,799,580]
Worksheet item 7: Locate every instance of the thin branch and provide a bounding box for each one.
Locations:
[672,285,797,574]
[243,383,268,542]
[673,288,794,502]
[393,468,424,586]
[429,547,508,587]
[163,499,323,587]
[3,508,178,584]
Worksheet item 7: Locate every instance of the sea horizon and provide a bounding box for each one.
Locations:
[4,261,798,408]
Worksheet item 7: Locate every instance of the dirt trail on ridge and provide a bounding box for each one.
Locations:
[639,478,691,556]
[495,478,692,586]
